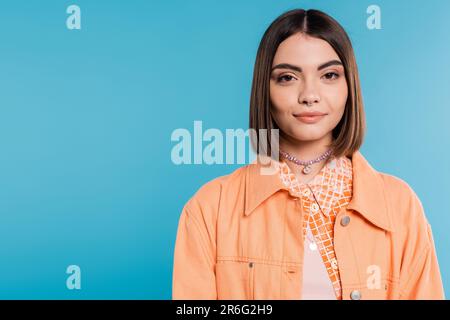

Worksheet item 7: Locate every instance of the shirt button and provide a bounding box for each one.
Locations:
[331,258,338,270]
[249,262,254,268]
[302,189,311,197]
[350,290,362,300]
[311,203,319,212]
[340,215,351,227]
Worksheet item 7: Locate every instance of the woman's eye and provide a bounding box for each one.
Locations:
[277,75,295,83]
[322,72,340,80]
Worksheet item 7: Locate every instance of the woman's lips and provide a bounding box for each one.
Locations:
[294,114,326,124]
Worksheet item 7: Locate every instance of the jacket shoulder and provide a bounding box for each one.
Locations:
[378,172,429,229]
[379,172,419,201]
[183,164,250,217]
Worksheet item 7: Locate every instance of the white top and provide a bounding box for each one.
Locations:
[301,225,337,300]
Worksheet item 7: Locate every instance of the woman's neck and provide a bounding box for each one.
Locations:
[279,133,334,184]
[279,133,333,161]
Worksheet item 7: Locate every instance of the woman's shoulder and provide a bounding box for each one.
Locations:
[377,171,429,228]
[352,151,424,215]
[378,171,419,200]
[182,164,252,215]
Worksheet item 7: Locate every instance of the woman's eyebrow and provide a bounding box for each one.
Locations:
[271,60,343,73]
[317,60,343,71]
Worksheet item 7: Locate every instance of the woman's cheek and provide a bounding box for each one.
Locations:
[337,81,349,105]
[326,87,347,112]
[271,91,292,111]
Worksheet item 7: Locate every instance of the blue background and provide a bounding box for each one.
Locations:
[0,0,448,299]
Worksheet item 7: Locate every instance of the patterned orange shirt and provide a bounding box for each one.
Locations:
[278,155,353,300]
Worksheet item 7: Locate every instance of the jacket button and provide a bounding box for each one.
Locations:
[340,215,351,227]
[350,290,361,300]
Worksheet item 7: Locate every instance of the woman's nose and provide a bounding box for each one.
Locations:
[298,79,321,106]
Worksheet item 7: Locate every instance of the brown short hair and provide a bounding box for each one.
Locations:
[249,9,366,159]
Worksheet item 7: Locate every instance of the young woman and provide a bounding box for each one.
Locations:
[172,9,444,300]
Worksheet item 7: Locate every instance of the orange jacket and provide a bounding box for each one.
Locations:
[172,151,445,300]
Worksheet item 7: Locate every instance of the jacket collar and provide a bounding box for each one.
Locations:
[244,150,394,232]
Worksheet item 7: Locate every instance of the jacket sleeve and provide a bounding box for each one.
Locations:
[398,193,445,300]
[172,205,217,299]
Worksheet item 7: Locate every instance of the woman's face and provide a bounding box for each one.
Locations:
[269,33,348,144]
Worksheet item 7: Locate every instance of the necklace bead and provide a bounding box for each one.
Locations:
[279,148,333,175]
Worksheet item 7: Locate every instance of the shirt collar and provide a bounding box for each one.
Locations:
[244,150,394,232]
[293,156,352,217]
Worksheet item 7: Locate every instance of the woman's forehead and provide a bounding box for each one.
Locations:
[273,34,341,67]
